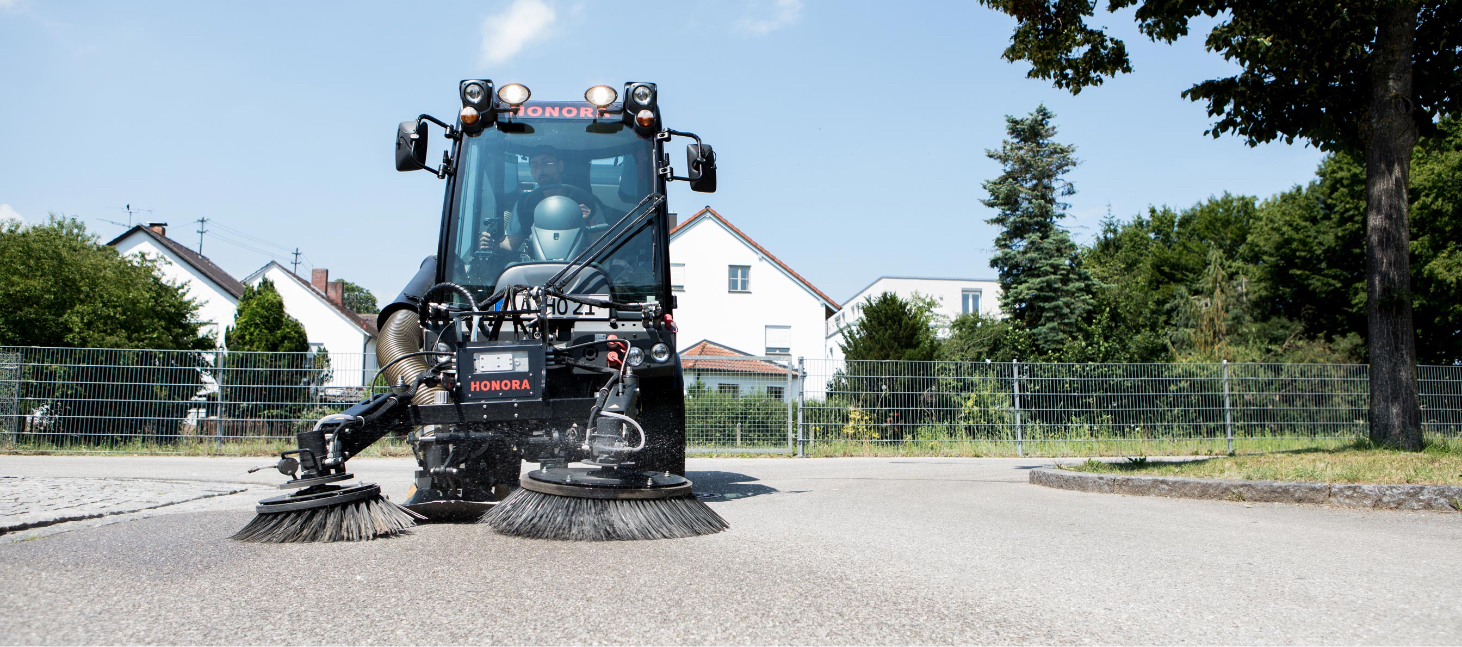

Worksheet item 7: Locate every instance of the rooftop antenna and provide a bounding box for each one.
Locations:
[121,204,152,228]
[195,216,209,254]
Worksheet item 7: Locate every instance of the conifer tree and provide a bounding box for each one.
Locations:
[983,105,1095,355]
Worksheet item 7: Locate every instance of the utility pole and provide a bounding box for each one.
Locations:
[195,216,209,254]
[291,248,302,275]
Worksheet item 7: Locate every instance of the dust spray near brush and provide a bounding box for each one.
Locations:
[232,79,726,543]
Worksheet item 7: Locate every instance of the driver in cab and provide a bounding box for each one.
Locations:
[482,147,598,253]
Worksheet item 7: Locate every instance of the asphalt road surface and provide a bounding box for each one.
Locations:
[1,455,1458,645]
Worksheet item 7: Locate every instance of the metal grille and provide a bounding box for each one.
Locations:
[2,345,1458,457]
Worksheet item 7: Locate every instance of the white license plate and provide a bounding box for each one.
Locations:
[543,294,612,320]
[474,351,528,373]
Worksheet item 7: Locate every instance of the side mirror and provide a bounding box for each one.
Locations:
[395,120,429,172]
[685,143,716,193]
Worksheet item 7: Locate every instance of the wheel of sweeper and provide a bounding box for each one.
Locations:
[634,375,686,476]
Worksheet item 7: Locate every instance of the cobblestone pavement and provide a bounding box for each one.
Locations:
[0,475,245,534]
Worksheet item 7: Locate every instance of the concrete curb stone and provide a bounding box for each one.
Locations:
[1030,468,1462,511]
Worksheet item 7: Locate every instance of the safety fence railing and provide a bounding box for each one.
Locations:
[0,347,381,453]
[1,346,1459,456]
[798,359,1461,456]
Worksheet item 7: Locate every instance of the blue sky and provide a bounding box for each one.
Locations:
[0,0,1326,306]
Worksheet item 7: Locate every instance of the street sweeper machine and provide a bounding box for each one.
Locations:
[232,80,726,543]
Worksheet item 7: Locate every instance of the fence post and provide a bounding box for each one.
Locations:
[1222,359,1234,454]
[1012,360,1023,457]
[796,357,806,457]
[215,347,225,451]
[785,356,795,454]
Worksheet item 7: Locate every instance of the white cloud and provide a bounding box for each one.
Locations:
[0,204,22,224]
[479,0,557,66]
[736,0,803,36]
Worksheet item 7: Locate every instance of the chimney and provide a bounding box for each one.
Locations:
[327,280,344,306]
[147,222,167,236]
[311,268,328,293]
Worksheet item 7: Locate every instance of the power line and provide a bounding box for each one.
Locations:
[210,220,295,254]
[209,232,294,263]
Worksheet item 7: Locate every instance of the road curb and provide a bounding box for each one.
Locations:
[1029,468,1462,511]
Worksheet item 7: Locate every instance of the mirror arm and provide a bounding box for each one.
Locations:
[656,128,703,147]
[417,114,460,140]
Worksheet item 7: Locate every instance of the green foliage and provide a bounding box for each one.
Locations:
[684,381,789,447]
[226,280,308,353]
[976,1,1460,151]
[838,292,938,362]
[220,280,327,434]
[0,216,210,350]
[983,105,1096,355]
[0,218,212,446]
[339,280,379,315]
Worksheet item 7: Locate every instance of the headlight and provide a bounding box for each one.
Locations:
[459,106,480,125]
[650,343,671,363]
[631,84,653,104]
[626,346,646,367]
[585,85,617,108]
[497,83,531,107]
[463,82,486,103]
[635,109,655,127]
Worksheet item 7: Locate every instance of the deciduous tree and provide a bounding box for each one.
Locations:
[977,0,1462,449]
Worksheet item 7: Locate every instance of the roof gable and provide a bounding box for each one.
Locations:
[670,207,839,310]
[107,225,245,299]
[243,262,377,336]
[680,339,790,375]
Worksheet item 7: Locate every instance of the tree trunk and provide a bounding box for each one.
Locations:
[1363,1,1422,450]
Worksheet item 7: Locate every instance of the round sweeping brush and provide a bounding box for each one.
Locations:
[232,482,424,543]
[479,466,728,541]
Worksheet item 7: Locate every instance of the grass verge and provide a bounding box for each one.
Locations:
[1059,438,1462,486]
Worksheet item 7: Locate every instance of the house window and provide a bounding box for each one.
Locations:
[961,289,981,315]
[766,385,785,400]
[765,325,791,355]
[728,265,749,292]
[717,383,740,397]
[671,263,685,291]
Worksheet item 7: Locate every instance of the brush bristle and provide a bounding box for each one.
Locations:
[231,495,424,543]
[479,488,728,541]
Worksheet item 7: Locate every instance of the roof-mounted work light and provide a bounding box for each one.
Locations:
[459,79,496,132]
[497,83,531,107]
[585,85,618,109]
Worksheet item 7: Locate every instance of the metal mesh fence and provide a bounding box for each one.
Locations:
[800,359,1457,457]
[1,345,1458,456]
[681,355,796,453]
[1,346,380,453]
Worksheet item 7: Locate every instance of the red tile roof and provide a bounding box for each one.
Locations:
[680,340,791,375]
[670,207,839,310]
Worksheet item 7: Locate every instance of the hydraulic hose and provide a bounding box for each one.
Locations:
[376,309,447,407]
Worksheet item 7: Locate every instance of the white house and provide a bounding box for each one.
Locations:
[242,263,378,388]
[107,223,244,345]
[680,339,800,402]
[824,276,1003,360]
[668,207,838,364]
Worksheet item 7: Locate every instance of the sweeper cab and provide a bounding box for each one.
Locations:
[234,81,726,542]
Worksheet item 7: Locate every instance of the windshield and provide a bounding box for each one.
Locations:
[446,112,658,304]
